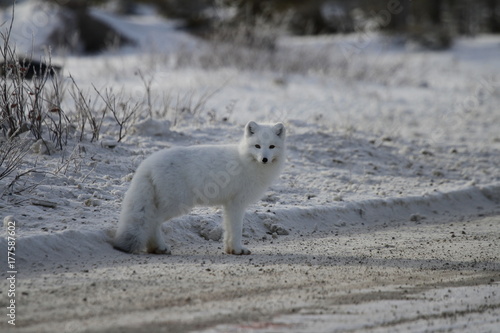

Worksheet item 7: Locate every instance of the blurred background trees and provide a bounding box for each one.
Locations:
[31,0,500,35]
[134,0,500,49]
[2,0,499,51]
[129,0,500,35]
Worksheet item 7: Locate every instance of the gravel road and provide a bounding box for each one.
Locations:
[3,214,499,333]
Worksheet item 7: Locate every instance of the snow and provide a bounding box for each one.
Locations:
[205,284,500,333]
[0,0,62,56]
[0,1,499,331]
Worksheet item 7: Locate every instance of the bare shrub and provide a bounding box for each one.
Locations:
[44,71,71,150]
[93,85,141,142]
[1,5,68,151]
[136,69,154,118]
[166,86,225,127]
[69,75,106,142]
[0,133,31,182]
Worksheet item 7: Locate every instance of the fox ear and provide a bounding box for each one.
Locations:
[274,123,285,138]
[246,121,259,136]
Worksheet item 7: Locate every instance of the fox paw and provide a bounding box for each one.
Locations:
[226,246,251,255]
[148,247,171,255]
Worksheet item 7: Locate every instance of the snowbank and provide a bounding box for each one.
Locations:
[2,182,498,273]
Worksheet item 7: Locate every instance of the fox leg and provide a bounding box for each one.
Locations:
[223,203,251,255]
[146,223,171,254]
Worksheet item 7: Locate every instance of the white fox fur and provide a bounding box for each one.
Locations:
[114,121,286,255]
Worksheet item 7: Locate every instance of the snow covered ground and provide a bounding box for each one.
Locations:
[0,2,499,332]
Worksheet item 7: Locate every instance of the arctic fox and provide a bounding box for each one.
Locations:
[114,121,286,255]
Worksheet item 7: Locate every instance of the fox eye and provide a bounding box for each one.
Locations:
[269,145,275,149]
[255,145,261,149]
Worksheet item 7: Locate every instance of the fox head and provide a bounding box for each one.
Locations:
[240,121,286,165]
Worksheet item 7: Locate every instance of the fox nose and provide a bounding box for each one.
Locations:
[262,157,268,164]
